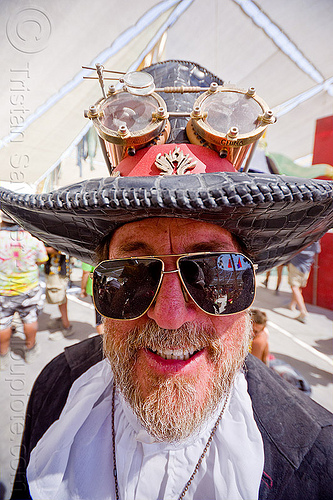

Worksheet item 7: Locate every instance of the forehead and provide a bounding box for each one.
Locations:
[109,217,239,256]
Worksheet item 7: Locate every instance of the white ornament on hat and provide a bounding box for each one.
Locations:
[155,146,197,175]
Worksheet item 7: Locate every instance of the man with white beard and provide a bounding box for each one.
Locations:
[102,218,251,444]
[3,60,333,500]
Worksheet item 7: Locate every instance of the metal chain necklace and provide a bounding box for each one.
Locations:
[111,381,230,500]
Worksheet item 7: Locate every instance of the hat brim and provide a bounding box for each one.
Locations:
[1,171,332,273]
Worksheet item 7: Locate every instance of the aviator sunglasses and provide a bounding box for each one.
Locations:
[92,252,256,321]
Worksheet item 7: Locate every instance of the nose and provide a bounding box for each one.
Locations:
[147,269,197,329]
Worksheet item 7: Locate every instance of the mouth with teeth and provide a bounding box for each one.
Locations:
[148,346,202,361]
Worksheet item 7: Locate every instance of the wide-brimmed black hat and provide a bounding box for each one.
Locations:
[1,60,333,273]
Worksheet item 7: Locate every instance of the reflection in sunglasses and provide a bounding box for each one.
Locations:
[179,254,255,316]
[93,253,255,320]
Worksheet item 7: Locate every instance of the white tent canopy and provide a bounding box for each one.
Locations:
[1,0,332,188]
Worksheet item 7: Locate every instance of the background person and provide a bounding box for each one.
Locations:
[0,212,48,368]
[287,241,321,323]
[250,308,312,394]
[44,246,74,338]
[249,308,270,365]
[262,264,284,295]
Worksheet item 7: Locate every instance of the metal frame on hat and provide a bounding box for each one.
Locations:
[83,63,276,173]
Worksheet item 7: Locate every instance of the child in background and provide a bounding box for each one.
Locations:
[250,308,312,394]
[249,308,270,365]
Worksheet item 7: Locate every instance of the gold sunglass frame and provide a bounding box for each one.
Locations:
[91,252,257,321]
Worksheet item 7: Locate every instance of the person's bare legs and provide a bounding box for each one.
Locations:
[0,327,12,355]
[263,271,270,287]
[58,299,70,329]
[23,320,42,363]
[276,265,284,292]
[289,297,297,311]
[290,285,308,322]
[23,321,38,349]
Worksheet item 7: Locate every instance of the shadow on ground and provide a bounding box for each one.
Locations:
[270,352,332,389]
[313,337,333,356]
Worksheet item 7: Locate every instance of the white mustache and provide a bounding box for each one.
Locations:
[127,320,220,356]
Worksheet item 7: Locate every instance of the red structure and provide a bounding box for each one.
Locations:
[311,115,333,180]
[303,231,333,310]
[303,115,333,310]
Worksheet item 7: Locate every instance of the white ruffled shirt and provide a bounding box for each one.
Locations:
[27,360,264,500]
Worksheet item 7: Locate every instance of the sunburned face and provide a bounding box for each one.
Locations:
[103,218,252,442]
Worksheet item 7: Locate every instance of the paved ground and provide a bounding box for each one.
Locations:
[0,268,332,500]
[254,270,333,414]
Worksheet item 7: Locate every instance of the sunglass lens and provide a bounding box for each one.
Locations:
[179,253,255,315]
[93,259,163,319]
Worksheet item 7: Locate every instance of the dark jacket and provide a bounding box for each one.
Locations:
[11,336,333,500]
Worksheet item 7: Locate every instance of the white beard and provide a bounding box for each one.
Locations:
[103,315,251,442]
